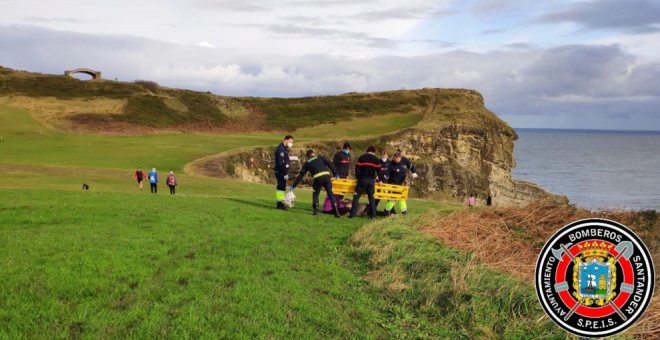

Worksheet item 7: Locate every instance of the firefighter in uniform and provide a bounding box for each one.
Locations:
[332,142,352,179]
[383,151,418,215]
[274,135,294,210]
[290,149,341,217]
[349,146,381,219]
[374,150,391,211]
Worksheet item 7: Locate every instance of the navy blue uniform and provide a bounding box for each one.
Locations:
[388,160,410,185]
[274,142,290,203]
[274,142,291,175]
[378,159,390,183]
[350,153,381,218]
[383,157,416,214]
[332,151,351,179]
[292,156,337,188]
[374,158,390,209]
[292,156,338,211]
[389,156,416,185]
[354,153,381,181]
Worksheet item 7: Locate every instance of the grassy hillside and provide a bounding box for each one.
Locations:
[0,67,241,130]
[0,72,567,338]
[239,90,430,131]
[293,112,423,139]
[350,217,562,338]
[0,66,510,138]
[0,189,441,338]
[0,103,278,171]
[0,186,567,339]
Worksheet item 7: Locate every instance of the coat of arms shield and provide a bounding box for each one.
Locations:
[578,259,611,298]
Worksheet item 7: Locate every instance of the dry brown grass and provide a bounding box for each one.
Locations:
[0,94,267,136]
[418,201,658,338]
[0,96,125,115]
[0,95,126,130]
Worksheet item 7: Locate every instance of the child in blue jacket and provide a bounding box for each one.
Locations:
[148,168,158,193]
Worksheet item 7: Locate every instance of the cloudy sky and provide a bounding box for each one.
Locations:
[1,0,660,130]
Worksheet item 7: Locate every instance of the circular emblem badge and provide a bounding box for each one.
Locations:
[535,218,654,338]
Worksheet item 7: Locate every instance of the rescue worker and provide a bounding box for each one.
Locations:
[377,150,390,182]
[395,149,419,178]
[274,135,294,210]
[374,151,390,210]
[383,152,417,215]
[349,146,381,219]
[332,142,352,179]
[290,149,341,217]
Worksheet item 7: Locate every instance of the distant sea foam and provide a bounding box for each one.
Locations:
[512,128,660,211]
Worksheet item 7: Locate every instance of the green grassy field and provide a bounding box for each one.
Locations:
[0,104,421,172]
[0,104,280,172]
[0,103,563,338]
[0,188,440,338]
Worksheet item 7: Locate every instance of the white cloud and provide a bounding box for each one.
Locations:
[1,25,658,130]
[541,94,657,104]
[0,0,659,130]
[591,32,660,61]
[0,0,453,57]
[196,41,215,48]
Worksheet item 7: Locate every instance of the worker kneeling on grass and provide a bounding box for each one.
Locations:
[383,151,418,216]
[290,149,341,217]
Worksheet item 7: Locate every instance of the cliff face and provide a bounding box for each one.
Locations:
[185,89,567,206]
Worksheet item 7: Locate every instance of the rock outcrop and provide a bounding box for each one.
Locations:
[186,89,567,206]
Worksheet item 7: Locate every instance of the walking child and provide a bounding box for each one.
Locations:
[133,168,145,191]
[148,168,158,194]
[167,171,177,195]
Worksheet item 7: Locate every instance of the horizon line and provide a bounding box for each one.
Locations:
[513,127,660,134]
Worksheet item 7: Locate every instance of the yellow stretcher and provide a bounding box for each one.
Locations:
[331,178,409,200]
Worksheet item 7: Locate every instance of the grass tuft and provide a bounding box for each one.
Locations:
[350,214,563,338]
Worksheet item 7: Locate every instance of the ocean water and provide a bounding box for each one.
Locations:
[512,129,660,211]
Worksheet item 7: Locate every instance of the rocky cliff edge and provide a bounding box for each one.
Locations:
[186,88,568,206]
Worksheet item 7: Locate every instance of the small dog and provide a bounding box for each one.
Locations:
[82,183,89,191]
